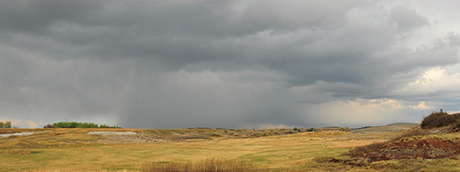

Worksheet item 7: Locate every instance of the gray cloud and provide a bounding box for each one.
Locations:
[390,6,428,31]
[1,0,460,128]
[0,0,105,34]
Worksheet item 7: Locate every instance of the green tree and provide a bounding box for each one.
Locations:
[0,121,12,128]
[51,121,118,128]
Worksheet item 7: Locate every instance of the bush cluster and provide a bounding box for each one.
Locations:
[0,121,12,128]
[349,129,430,158]
[421,111,460,128]
[44,122,120,128]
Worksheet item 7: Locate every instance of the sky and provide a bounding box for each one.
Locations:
[1,0,460,129]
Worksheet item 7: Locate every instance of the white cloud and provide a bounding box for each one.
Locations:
[414,101,429,110]
[393,67,460,95]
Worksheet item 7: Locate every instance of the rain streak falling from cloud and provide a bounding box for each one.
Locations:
[1,0,460,128]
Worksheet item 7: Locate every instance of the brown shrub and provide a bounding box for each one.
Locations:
[378,138,460,160]
[349,128,436,161]
[349,141,387,157]
[421,111,460,129]
[350,137,460,162]
[43,124,57,128]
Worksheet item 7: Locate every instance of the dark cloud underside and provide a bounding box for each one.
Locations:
[0,0,459,128]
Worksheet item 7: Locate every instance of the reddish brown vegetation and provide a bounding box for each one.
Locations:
[349,129,429,158]
[348,111,460,164]
[355,137,460,162]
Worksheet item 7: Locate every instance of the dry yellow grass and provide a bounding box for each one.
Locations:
[0,128,398,171]
[142,157,261,172]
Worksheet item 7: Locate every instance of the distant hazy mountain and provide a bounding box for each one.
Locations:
[385,122,420,126]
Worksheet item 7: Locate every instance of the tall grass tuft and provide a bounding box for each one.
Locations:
[142,158,262,172]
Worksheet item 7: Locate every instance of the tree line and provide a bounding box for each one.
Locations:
[0,121,12,128]
[44,121,120,128]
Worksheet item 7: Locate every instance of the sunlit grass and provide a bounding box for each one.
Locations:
[3,127,450,171]
[142,157,261,172]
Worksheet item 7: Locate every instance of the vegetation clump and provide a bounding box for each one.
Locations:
[0,121,12,128]
[347,110,460,163]
[44,121,120,128]
[349,136,460,162]
[421,111,460,129]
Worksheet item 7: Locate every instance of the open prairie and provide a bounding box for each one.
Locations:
[6,125,457,171]
[2,125,460,171]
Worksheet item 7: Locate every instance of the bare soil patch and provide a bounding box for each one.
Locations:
[0,131,50,138]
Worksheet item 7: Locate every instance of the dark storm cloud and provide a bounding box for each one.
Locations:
[0,0,104,34]
[1,0,459,128]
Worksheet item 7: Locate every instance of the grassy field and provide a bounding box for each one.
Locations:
[1,127,460,171]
